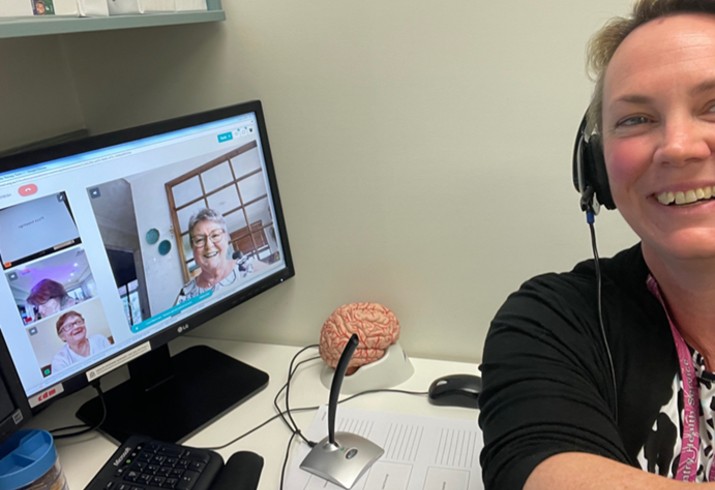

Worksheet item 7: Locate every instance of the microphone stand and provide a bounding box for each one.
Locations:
[300,334,384,489]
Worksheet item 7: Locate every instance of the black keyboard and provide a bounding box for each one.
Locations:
[85,435,224,490]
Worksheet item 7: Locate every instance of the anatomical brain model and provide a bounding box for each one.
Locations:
[319,302,400,375]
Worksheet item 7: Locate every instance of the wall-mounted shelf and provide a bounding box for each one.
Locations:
[0,0,223,39]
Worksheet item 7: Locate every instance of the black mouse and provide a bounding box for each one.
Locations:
[428,373,481,409]
[210,451,263,490]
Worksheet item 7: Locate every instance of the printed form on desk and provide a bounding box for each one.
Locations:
[286,406,483,490]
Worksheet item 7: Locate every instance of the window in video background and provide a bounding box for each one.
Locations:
[167,142,281,281]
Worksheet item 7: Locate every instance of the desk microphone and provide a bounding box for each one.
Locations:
[300,334,384,489]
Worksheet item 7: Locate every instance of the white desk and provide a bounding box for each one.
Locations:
[28,337,480,489]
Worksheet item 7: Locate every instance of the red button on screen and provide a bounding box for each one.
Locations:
[18,184,37,196]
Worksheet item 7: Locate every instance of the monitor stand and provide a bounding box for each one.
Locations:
[76,344,268,444]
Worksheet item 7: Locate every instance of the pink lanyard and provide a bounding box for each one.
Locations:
[647,276,709,482]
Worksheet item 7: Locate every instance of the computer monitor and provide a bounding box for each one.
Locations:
[0,100,294,443]
[0,330,32,444]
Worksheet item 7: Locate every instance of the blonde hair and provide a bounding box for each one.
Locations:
[586,0,715,134]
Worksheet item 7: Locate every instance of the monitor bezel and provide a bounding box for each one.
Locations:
[0,329,32,441]
[0,99,295,415]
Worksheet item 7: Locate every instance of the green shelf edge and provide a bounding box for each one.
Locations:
[0,0,224,38]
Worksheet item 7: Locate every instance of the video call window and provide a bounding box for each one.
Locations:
[86,139,284,325]
[165,141,281,282]
[0,193,80,270]
[6,247,96,327]
[26,299,113,378]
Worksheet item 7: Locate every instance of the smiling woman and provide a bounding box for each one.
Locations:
[479,2,715,490]
[51,310,111,375]
[601,13,715,266]
[174,208,267,305]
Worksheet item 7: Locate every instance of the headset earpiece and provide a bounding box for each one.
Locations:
[572,112,616,213]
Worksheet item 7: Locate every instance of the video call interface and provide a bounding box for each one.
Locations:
[0,109,288,408]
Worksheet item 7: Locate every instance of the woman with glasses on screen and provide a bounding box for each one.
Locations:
[174,208,264,305]
[51,311,111,374]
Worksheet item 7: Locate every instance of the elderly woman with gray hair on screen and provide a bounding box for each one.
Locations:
[174,208,264,305]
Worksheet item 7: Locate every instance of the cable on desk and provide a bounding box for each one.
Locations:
[201,343,431,490]
[272,344,320,447]
[203,344,428,452]
[204,383,428,489]
[205,346,321,451]
[206,412,285,450]
[280,431,298,490]
[276,388,430,490]
[207,387,428,452]
[50,380,107,440]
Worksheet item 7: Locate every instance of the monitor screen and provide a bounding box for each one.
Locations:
[0,100,294,443]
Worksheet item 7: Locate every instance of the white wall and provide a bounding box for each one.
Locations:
[0,38,84,152]
[1,0,638,362]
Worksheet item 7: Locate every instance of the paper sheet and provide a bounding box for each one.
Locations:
[285,406,483,490]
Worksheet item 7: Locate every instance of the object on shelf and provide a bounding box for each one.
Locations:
[79,0,109,16]
[142,0,173,11]
[0,0,34,17]
[106,0,143,15]
[0,0,109,18]
[52,0,109,16]
[143,0,207,11]
[176,0,206,10]
[53,0,80,16]
[0,0,223,39]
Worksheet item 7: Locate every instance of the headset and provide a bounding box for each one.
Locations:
[572,112,616,214]
[572,110,619,422]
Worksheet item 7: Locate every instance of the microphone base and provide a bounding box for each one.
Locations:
[300,432,384,489]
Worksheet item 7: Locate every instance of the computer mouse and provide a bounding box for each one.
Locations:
[210,451,264,490]
[428,373,481,409]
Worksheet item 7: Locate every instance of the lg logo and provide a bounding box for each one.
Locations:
[37,388,57,402]
[30,385,64,408]
[177,324,190,334]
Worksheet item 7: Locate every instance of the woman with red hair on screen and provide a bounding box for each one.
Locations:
[27,278,77,320]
